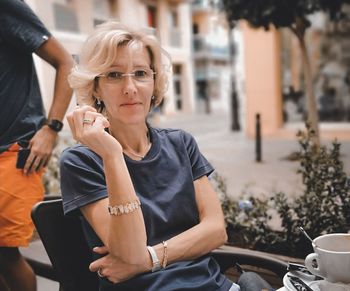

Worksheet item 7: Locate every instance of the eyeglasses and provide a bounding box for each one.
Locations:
[97,68,156,83]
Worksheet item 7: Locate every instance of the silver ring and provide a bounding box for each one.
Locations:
[83,118,94,125]
[97,268,104,278]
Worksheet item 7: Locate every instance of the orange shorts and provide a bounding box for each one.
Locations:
[0,144,44,247]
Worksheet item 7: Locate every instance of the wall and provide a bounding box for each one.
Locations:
[242,21,283,138]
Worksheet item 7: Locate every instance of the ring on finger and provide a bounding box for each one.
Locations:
[83,118,94,125]
[97,268,104,278]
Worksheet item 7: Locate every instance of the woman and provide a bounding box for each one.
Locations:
[60,22,271,291]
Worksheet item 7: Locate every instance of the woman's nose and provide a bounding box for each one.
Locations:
[122,75,137,95]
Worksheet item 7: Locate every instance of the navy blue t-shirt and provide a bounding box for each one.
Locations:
[0,0,50,153]
[60,127,233,291]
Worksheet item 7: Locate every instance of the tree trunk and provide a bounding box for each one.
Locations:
[290,19,320,146]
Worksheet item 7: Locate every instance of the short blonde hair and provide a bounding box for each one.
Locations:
[69,21,170,112]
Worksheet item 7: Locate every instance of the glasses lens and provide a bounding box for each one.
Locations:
[133,69,153,82]
[106,71,123,81]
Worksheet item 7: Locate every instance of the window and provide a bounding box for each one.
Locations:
[53,3,79,32]
[147,5,157,28]
[93,0,113,27]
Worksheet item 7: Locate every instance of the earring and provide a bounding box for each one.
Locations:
[151,96,155,100]
[96,98,101,106]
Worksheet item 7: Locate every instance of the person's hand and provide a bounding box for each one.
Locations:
[90,246,146,284]
[23,126,57,174]
[66,105,122,159]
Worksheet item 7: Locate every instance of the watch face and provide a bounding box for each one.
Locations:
[48,119,63,132]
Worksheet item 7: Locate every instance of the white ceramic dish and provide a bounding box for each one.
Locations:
[283,271,320,291]
[283,271,350,291]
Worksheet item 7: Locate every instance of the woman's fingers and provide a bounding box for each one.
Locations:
[93,245,109,255]
[68,105,109,144]
[93,115,110,129]
[89,258,102,272]
[72,105,97,137]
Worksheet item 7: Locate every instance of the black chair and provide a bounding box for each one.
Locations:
[30,199,288,291]
[31,198,98,291]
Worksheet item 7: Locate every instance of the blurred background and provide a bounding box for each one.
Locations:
[27,0,350,140]
[22,2,350,288]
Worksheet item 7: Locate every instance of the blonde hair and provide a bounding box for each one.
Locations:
[69,21,170,112]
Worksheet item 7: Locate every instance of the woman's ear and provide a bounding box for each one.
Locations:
[93,78,101,100]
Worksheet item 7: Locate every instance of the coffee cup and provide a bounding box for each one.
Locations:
[305,233,350,283]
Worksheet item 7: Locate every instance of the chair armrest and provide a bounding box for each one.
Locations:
[20,240,58,281]
[211,246,288,279]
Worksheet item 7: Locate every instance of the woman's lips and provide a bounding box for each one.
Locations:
[120,102,142,107]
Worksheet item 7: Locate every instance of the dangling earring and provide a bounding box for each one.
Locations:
[151,96,155,101]
[96,98,101,106]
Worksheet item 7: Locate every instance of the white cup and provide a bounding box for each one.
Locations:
[305,233,350,283]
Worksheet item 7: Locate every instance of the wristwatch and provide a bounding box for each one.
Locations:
[146,246,161,272]
[46,119,63,132]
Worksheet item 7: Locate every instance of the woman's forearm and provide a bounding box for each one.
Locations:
[103,154,149,266]
[152,217,227,267]
[152,176,227,267]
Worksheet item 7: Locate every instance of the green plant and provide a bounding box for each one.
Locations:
[272,124,350,256]
[218,124,350,257]
[213,173,277,249]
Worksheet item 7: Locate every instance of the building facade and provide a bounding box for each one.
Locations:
[191,0,231,114]
[26,0,195,129]
[239,19,350,139]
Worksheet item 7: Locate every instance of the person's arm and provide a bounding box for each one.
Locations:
[66,106,151,282]
[89,174,227,283]
[24,36,73,174]
[150,175,227,264]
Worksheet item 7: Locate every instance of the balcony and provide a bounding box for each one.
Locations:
[193,34,229,61]
[192,0,220,12]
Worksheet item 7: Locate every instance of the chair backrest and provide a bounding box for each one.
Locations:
[31,199,99,291]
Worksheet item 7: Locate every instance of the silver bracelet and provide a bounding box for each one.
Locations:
[108,198,141,216]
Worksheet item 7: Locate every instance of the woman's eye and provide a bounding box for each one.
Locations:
[134,70,148,77]
[107,71,123,79]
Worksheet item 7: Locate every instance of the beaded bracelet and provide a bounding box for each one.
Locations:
[108,198,141,215]
[162,241,168,268]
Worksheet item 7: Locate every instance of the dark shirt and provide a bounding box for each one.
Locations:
[60,128,233,291]
[0,0,51,153]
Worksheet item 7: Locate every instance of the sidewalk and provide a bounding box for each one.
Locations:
[158,111,350,200]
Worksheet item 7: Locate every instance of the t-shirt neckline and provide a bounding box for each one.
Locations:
[123,127,160,163]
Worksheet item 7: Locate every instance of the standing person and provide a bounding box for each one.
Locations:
[60,21,273,291]
[0,0,73,290]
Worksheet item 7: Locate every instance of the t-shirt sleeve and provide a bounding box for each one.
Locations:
[60,146,108,216]
[0,0,51,53]
[181,130,214,180]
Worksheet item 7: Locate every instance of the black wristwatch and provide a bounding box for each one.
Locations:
[46,119,63,132]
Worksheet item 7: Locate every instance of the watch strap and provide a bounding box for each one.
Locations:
[147,246,161,272]
[46,119,63,132]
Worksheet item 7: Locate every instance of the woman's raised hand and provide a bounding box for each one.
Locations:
[66,105,122,159]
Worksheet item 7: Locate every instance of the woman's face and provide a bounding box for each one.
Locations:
[95,43,154,126]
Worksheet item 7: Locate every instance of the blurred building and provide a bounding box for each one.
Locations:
[191,0,230,114]
[237,13,350,139]
[26,0,195,128]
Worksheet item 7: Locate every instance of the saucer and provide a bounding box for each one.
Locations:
[283,271,321,291]
[308,281,350,291]
[283,271,350,291]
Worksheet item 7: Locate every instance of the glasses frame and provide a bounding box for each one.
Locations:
[96,68,156,83]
